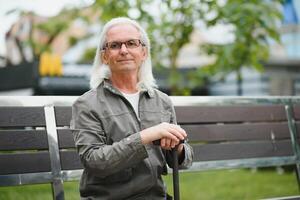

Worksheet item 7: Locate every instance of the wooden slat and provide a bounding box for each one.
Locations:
[60,150,83,170]
[58,129,75,148]
[293,105,300,120]
[0,107,46,127]
[56,105,287,125]
[0,152,51,175]
[294,122,300,139]
[192,140,293,162]
[182,122,290,142]
[175,105,287,124]
[55,106,72,126]
[0,130,48,150]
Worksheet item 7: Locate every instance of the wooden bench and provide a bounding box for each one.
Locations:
[0,96,300,199]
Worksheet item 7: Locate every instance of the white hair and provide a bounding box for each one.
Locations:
[90,17,157,90]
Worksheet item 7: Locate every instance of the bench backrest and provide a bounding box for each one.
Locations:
[0,96,77,200]
[55,103,300,172]
[176,105,299,170]
[0,107,51,180]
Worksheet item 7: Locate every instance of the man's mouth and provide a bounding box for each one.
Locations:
[117,59,133,62]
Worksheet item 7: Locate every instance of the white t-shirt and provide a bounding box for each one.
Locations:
[121,91,140,117]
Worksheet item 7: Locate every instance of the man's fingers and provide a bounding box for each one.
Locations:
[165,138,171,147]
[160,138,174,150]
[160,138,178,149]
[162,130,179,142]
[170,139,176,148]
[166,124,187,138]
[161,138,166,147]
[167,127,186,141]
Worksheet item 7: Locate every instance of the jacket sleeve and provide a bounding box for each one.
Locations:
[165,99,193,169]
[70,98,148,178]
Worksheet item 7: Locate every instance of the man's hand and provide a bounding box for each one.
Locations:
[161,138,179,149]
[140,122,187,146]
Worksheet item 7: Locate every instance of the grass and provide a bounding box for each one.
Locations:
[164,168,299,200]
[0,169,299,200]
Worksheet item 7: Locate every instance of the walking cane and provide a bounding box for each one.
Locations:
[154,140,183,200]
[172,145,180,200]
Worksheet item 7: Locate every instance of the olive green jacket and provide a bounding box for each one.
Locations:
[70,80,193,200]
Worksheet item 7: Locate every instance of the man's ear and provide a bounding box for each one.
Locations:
[142,47,147,61]
[101,52,108,64]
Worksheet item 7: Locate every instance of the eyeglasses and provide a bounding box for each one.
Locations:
[103,39,145,50]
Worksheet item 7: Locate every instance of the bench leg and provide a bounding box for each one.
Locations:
[52,179,65,200]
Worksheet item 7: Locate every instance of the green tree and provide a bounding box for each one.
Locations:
[199,0,283,95]
[24,1,131,58]
[91,0,131,20]
[30,8,81,57]
[136,0,201,95]
[22,0,283,95]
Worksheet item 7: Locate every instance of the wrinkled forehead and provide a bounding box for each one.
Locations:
[106,23,141,42]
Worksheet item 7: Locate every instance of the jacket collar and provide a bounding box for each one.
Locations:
[102,78,154,98]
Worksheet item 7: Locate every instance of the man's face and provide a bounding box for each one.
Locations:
[101,24,147,75]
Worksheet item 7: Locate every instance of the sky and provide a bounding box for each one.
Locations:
[0,0,94,56]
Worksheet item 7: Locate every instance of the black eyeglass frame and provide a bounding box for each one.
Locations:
[102,39,145,51]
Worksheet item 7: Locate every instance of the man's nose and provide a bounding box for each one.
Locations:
[119,43,128,54]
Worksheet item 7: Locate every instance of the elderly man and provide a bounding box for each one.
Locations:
[71,17,193,200]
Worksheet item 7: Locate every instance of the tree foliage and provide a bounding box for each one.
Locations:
[88,0,283,95]
[136,0,201,94]
[23,0,283,95]
[29,8,81,57]
[198,0,283,95]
